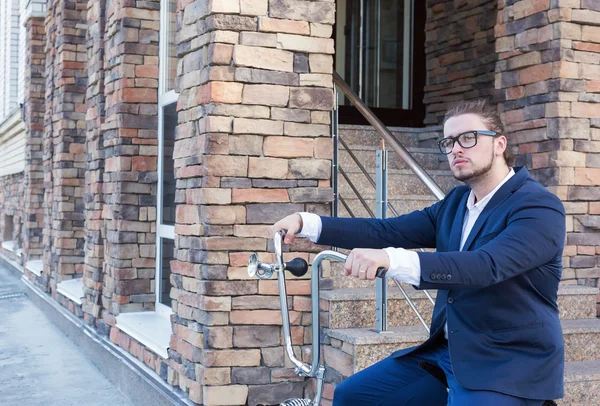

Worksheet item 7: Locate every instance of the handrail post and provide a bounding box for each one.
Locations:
[375,145,388,333]
[332,88,339,219]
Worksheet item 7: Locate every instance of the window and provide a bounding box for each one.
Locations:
[0,0,20,122]
[3,214,14,241]
[155,0,178,315]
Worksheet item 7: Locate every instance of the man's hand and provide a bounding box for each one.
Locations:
[273,213,303,245]
[345,249,390,280]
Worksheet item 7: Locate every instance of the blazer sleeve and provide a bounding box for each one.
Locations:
[417,192,566,290]
[317,196,449,250]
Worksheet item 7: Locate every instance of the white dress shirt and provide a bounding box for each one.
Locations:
[297,168,515,337]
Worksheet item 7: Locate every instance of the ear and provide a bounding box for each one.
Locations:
[495,135,507,157]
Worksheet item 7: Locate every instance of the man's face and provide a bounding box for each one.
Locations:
[443,113,496,182]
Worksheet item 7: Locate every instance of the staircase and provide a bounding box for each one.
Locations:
[321,124,600,405]
[335,124,456,218]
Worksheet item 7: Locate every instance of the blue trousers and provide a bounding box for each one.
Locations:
[333,340,545,406]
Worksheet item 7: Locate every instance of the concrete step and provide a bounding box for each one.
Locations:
[560,360,600,405]
[321,286,436,329]
[337,196,438,219]
[324,318,600,379]
[323,252,439,291]
[336,124,453,220]
[321,285,600,329]
[338,169,459,199]
[322,343,600,405]
[338,124,443,150]
[338,147,449,172]
[561,318,600,362]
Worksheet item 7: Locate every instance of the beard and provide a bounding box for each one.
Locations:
[452,150,494,182]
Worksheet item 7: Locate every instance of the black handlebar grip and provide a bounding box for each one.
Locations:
[285,258,309,277]
[376,267,387,278]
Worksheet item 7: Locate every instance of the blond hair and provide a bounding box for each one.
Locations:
[444,99,513,165]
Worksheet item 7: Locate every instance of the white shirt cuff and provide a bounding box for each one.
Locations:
[297,212,322,243]
[382,247,421,287]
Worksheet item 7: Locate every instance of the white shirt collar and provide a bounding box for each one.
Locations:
[466,168,515,211]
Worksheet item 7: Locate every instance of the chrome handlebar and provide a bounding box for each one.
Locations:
[247,231,388,405]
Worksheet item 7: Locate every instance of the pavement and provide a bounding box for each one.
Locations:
[0,262,134,406]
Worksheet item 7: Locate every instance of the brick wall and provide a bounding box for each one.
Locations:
[171,0,335,403]
[424,0,498,125]
[100,0,160,319]
[43,0,88,295]
[495,0,600,315]
[0,173,25,259]
[82,0,106,328]
[22,17,46,266]
[5,0,598,405]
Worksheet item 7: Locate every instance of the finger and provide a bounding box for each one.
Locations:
[352,255,362,278]
[366,265,377,280]
[274,218,294,244]
[344,253,353,276]
[286,215,303,244]
[284,233,295,245]
[358,266,367,280]
[272,220,284,236]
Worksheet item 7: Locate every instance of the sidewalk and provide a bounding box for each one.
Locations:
[0,263,134,406]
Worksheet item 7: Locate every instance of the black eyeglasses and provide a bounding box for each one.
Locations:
[437,130,498,155]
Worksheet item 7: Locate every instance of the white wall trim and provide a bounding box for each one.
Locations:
[20,10,45,26]
[56,278,84,305]
[25,259,43,276]
[0,107,25,176]
[116,311,172,359]
[0,106,21,133]
[2,240,16,252]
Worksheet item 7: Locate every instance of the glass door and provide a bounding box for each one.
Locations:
[335,0,425,127]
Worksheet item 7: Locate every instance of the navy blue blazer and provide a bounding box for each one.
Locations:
[318,166,566,400]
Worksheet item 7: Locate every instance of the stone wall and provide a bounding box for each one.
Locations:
[424,0,498,125]
[22,17,46,266]
[82,0,106,328]
[43,0,88,294]
[495,0,600,314]
[0,173,25,258]
[4,0,598,405]
[170,0,335,403]
[99,0,160,318]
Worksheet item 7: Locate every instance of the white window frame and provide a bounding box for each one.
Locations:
[155,0,178,317]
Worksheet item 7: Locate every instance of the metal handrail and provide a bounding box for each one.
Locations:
[339,195,355,218]
[339,137,374,188]
[338,136,400,218]
[333,71,445,333]
[333,71,445,201]
[338,166,375,218]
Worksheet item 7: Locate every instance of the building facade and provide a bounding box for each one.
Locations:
[0,0,599,404]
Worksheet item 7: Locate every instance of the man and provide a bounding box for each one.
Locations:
[273,99,566,405]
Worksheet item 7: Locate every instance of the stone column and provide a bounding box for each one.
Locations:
[172,0,335,404]
[43,0,88,295]
[424,0,498,125]
[82,0,107,328]
[495,0,600,314]
[100,0,160,317]
[22,17,46,268]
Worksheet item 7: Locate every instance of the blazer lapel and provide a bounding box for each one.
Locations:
[461,167,530,251]
[449,190,469,252]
